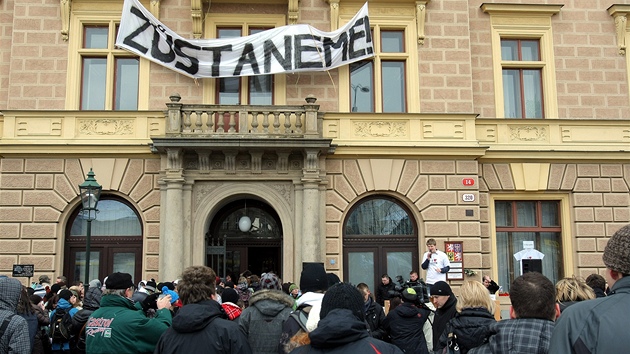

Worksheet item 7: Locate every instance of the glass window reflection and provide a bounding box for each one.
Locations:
[345,198,413,235]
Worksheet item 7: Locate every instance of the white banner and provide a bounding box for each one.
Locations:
[115,0,374,78]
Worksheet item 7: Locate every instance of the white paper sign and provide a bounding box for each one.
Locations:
[116,0,374,78]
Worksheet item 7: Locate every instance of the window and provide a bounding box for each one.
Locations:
[501,39,544,118]
[205,14,287,105]
[343,196,418,292]
[494,200,563,292]
[216,28,273,105]
[66,6,149,110]
[64,197,143,285]
[338,3,419,113]
[482,4,561,119]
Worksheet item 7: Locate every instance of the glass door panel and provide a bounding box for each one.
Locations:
[386,251,412,281]
[73,251,100,284]
[347,250,376,291]
[112,252,136,275]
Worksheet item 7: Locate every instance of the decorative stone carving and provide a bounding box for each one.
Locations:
[60,0,70,41]
[193,182,224,210]
[608,5,630,56]
[270,182,293,206]
[288,0,299,25]
[416,1,431,45]
[79,119,134,135]
[509,126,547,142]
[354,121,406,137]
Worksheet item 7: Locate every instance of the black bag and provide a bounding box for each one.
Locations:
[49,308,72,344]
[445,332,462,354]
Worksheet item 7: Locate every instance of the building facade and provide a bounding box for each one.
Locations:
[2,0,630,299]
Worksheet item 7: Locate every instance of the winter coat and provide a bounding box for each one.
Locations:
[383,302,430,354]
[71,286,102,354]
[0,277,31,354]
[279,292,324,354]
[438,307,495,354]
[239,289,294,354]
[432,295,458,351]
[550,275,630,354]
[376,278,396,306]
[364,297,387,341]
[86,294,171,354]
[289,309,403,354]
[154,299,252,354]
[32,305,50,354]
[468,318,554,354]
[50,297,79,352]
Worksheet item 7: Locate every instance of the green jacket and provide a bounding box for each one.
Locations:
[85,294,172,354]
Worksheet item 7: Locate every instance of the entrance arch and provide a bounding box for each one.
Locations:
[207,198,282,278]
[192,182,296,281]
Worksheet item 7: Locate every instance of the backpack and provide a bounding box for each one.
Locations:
[50,308,73,344]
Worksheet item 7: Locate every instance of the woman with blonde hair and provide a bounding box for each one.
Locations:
[555,276,595,313]
[438,280,496,354]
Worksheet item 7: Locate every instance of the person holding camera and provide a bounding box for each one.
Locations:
[421,239,451,290]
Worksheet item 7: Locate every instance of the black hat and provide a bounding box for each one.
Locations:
[224,281,235,288]
[402,288,418,302]
[603,224,630,275]
[157,282,175,292]
[300,263,328,293]
[327,273,341,287]
[320,282,365,321]
[105,272,134,290]
[431,281,452,296]
[58,289,73,301]
[144,280,157,293]
[222,288,240,304]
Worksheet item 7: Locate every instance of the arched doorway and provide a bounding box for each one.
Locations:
[343,196,418,292]
[207,198,282,279]
[64,196,143,285]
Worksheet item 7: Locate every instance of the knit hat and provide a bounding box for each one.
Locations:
[49,284,61,295]
[603,224,630,275]
[402,288,418,302]
[222,288,240,304]
[320,282,365,321]
[327,273,341,287]
[224,281,235,288]
[89,279,102,289]
[260,273,281,290]
[300,263,328,293]
[431,281,452,296]
[289,284,299,293]
[58,289,73,301]
[157,282,175,291]
[39,275,50,283]
[105,272,134,290]
[144,280,157,293]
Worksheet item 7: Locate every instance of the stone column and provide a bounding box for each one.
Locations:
[300,148,324,263]
[159,148,185,281]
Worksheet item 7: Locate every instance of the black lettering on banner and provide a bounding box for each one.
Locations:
[151,27,176,63]
[264,37,292,73]
[348,16,372,59]
[234,43,260,76]
[173,39,201,75]
[323,33,348,67]
[294,34,324,69]
[123,6,152,54]
[201,45,233,77]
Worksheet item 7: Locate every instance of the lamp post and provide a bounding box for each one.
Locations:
[351,84,370,112]
[78,168,101,294]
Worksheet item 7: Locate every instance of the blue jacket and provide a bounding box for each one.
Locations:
[50,298,79,351]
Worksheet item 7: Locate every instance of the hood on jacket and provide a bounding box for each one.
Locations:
[295,291,324,308]
[83,287,102,310]
[172,300,227,333]
[249,289,294,316]
[394,302,423,318]
[307,308,368,348]
[0,277,22,312]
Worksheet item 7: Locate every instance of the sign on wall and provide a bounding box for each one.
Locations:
[116,0,374,78]
[445,241,464,280]
[12,264,34,278]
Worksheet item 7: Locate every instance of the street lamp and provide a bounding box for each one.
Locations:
[351,84,370,112]
[78,168,101,294]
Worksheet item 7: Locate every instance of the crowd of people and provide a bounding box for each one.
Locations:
[1,225,630,353]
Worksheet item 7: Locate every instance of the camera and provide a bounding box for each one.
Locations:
[388,275,430,304]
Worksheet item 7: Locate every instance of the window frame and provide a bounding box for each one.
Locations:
[338,3,419,113]
[66,10,150,110]
[482,4,561,119]
[204,13,287,105]
[489,193,573,291]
